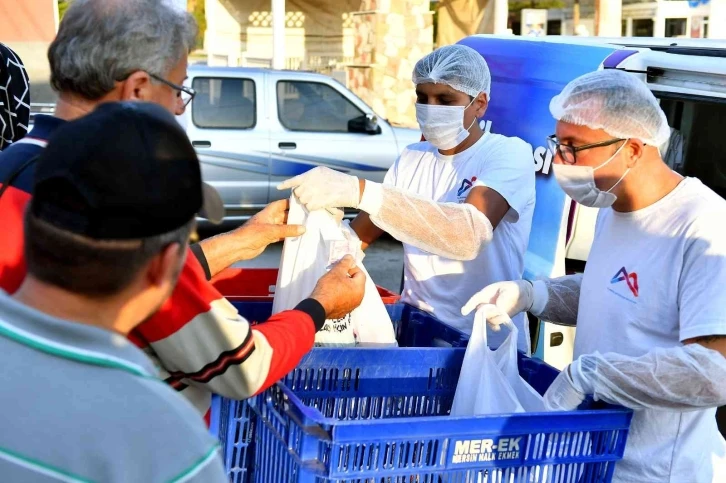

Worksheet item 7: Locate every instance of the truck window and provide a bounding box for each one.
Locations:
[192,77,256,129]
[277,81,364,132]
[658,94,726,199]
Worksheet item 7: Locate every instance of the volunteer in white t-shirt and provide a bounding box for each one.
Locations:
[279,45,535,352]
[465,69,726,482]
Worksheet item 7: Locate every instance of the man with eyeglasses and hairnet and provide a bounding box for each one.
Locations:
[465,69,726,482]
[278,45,536,353]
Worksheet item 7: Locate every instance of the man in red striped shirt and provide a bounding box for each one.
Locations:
[0,0,365,419]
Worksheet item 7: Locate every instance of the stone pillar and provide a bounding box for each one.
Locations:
[595,0,622,37]
[346,0,434,128]
[271,0,286,69]
[205,0,243,66]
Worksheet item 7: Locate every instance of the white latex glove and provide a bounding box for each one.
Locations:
[543,366,587,411]
[278,167,360,211]
[462,280,537,331]
[476,304,516,332]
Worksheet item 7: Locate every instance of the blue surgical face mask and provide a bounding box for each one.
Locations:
[415,97,477,151]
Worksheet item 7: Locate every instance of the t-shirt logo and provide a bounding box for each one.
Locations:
[609,267,639,300]
[457,176,477,197]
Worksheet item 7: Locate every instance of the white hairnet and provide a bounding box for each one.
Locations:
[412,44,491,99]
[550,69,670,147]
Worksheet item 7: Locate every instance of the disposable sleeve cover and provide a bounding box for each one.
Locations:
[532,273,583,326]
[358,181,493,260]
[572,344,726,411]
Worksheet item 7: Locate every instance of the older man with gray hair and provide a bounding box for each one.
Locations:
[0,0,365,424]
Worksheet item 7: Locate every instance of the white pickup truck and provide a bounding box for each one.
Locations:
[180,66,421,223]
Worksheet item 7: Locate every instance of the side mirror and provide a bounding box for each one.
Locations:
[348,113,381,135]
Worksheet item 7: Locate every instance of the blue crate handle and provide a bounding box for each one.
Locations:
[263,391,289,429]
[251,392,297,456]
[249,384,334,445]
[273,383,334,440]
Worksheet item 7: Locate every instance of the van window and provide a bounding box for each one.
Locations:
[665,18,687,38]
[633,19,654,37]
[277,81,364,132]
[192,77,256,129]
[658,93,726,198]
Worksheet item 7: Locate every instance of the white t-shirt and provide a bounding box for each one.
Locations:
[576,177,726,483]
[384,133,535,352]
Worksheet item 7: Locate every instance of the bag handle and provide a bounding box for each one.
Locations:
[473,304,517,345]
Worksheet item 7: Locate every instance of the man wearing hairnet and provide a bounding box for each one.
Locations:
[466,69,726,482]
[279,45,535,352]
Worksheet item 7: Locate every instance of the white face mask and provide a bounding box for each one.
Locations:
[553,140,630,208]
[416,98,477,151]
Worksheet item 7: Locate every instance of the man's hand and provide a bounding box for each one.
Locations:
[249,199,296,227]
[278,167,360,211]
[199,200,305,278]
[239,199,305,259]
[310,255,366,319]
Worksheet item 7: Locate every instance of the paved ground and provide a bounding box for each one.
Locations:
[232,237,404,292]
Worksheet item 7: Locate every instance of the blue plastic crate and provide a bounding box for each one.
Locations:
[209,394,254,483]
[248,348,633,482]
[227,301,470,348]
[211,302,470,482]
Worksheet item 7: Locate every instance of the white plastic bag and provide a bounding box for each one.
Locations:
[450,305,544,416]
[272,196,397,347]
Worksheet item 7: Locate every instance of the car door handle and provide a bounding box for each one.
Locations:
[550,332,564,348]
[192,140,211,148]
[278,142,297,150]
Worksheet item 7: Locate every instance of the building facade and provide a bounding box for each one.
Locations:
[621,0,717,38]
[202,0,434,127]
[519,0,725,39]
[0,0,59,103]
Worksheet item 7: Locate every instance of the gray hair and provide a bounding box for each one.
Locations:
[49,0,197,99]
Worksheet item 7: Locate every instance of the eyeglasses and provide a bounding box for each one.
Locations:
[147,72,196,108]
[546,135,625,165]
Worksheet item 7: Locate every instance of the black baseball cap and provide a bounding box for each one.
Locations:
[31,102,224,239]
